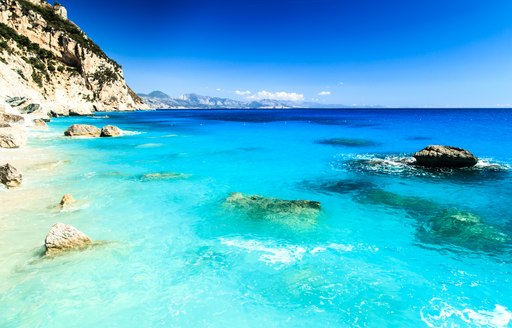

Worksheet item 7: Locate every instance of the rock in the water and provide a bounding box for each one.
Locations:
[141,172,191,181]
[60,194,76,208]
[100,125,122,137]
[33,119,48,129]
[316,138,379,147]
[413,145,478,168]
[44,223,93,255]
[0,113,25,126]
[225,192,321,227]
[0,126,27,148]
[0,163,22,188]
[64,124,101,137]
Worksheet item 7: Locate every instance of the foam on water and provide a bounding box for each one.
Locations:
[420,298,512,328]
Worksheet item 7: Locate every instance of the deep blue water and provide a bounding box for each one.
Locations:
[1,109,512,327]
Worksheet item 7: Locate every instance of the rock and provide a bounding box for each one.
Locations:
[0,113,25,126]
[0,126,27,148]
[32,119,48,129]
[413,145,478,168]
[141,172,191,181]
[316,138,379,147]
[225,192,321,226]
[60,194,76,208]
[44,223,93,256]
[5,96,28,108]
[64,124,101,137]
[19,103,43,115]
[100,125,122,137]
[0,163,22,188]
[69,105,93,116]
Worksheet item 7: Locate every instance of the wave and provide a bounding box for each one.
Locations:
[336,154,511,180]
[122,130,144,136]
[420,298,512,328]
[92,115,110,119]
[219,238,372,267]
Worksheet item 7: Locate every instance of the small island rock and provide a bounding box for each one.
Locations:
[100,125,122,137]
[64,124,101,137]
[0,163,22,188]
[413,145,478,168]
[44,223,93,255]
[60,194,76,208]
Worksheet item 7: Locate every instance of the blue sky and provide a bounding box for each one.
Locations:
[60,0,512,107]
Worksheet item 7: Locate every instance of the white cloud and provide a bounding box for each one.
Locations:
[247,90,304,102]
[318,91,331,96]
[235,90,252,96]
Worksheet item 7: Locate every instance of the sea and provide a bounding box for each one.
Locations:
[1,108,512,327]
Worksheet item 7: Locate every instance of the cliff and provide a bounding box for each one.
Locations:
[0,0,147,117]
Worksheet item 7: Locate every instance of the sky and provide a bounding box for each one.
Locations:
[59,0,512,107]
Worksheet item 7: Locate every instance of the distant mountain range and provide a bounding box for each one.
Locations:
[138,91,383,109]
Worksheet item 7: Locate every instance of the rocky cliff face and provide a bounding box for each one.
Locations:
[0,0,147,117]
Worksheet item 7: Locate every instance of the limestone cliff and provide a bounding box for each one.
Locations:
[0,0,147,117]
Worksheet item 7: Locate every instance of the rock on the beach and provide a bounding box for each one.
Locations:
[44,223,93,255]
[0,163,22,188]
[100,125,122,137]
[60,194,76,208]
[0,113,25,126]
[64,124,101,137]
[0,126,27,148]
[33,119,48,129]
[413,145,478,168]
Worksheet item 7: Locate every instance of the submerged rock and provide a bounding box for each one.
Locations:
[0,163,22,188]
[302,178,376,195]
[100,125,122,137]
[421,210,508,250]
[316,138,379,147]
[355,189,509,251]
[0,126,27,148]
[141,172,191,181]
[44,223,93,256]
[64,124,101,137]
[413,145,478,168]
[225,192,321,227]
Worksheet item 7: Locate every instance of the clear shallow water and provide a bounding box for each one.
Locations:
[1,109,512,327]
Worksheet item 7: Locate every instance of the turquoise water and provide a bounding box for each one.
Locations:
[1,109,512,327]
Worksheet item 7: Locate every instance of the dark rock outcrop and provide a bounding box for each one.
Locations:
[0,163,22,188]
[64,124,101,137]
[413,145,478,168]
[44,223,93,256]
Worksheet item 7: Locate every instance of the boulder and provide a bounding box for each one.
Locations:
[44,223,93,255]
[0,113,25,126]
[32,119,48,129]
[20,103,43,114]
[5,96,28,108]
[0,126,27,148]
[413,145,478,168]
[60,194,76,208]
[64,124,101,137]
[100,125,122,137]
[0,163,22,188]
